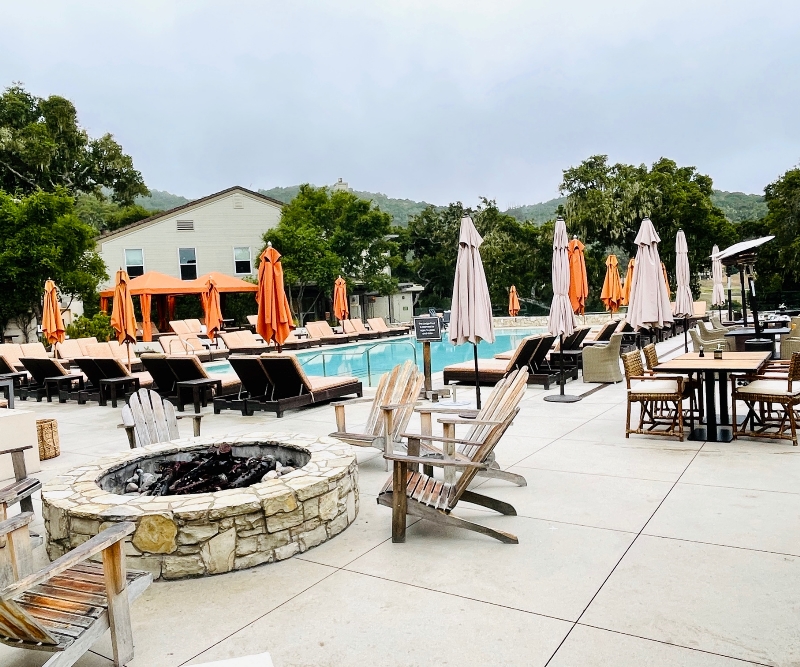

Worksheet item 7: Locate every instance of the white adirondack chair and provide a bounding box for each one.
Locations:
[121,388,202,448]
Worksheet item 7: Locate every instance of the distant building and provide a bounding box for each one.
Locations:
[96,186,283,290]
[332,177,350,192]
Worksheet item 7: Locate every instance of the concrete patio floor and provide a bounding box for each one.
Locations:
[2,337,799,666]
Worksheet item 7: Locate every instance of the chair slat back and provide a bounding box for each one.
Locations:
[364,365,397,435]
[123,388,179,447]
[0,599,58,646]
[389,367,424,441]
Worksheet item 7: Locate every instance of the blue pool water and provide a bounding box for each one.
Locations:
[206,328,545,386]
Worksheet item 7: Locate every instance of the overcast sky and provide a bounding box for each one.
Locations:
[2,1,798,206]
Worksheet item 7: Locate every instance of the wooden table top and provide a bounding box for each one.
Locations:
[656,351,771,373]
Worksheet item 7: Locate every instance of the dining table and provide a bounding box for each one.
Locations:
[654,351,771,442]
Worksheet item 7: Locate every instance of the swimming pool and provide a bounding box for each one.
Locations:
[205,328,546,386]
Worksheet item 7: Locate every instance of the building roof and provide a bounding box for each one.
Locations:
[96,186,285,242]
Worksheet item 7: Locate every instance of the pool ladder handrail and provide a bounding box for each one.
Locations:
[297,340,418,386]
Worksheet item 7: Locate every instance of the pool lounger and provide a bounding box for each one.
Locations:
[442,335,542,386]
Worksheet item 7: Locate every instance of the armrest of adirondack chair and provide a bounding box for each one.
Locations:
[399,432,497,447]
[0,477,42,508]
[0,521,136,600]
[415,406,479,416]
[333,397,376,433]
[176,413,204,437]
[383,452,488,468]
[436,417,503,426]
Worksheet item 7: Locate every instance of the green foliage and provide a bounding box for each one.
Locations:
[710,190,768,223]
[0,84,148,204]
[560,155,738,296]
[134,189,190,211]
[0,189,107,335]
[65,313,114,342]
[74,193,154,233]
[262,185,397,320]
[505,197,567,225]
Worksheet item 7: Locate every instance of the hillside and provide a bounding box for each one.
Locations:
[505,197,567,224]
[710,190,767,222]
[135,189,191,211]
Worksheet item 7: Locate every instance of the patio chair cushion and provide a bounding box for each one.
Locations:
[444,358,509,373]
[20,342,48,358]
[630,379,682,395]
[76,336,99,355]
[306,375,360,391]
[736,379,800,398]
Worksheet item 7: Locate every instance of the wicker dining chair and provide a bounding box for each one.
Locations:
[642,343,703,424]
[622,350,685,441]
[731,351,800,446]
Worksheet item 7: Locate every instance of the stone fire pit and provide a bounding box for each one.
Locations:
[41,433,358,580]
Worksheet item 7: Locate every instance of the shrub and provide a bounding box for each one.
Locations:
[65,313,115,342]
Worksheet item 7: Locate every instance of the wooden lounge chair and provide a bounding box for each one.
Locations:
[215,355,282,415]
[413,368,529,487]
[84,342,144,373]
[219,330,272,355]
[343,319,382,339]
[443,335,541,386]
[256,354,362,417]
[19,357,84,402]
[140,353,179,396]
[367,317,409,337]
[330,360,423,451]
[53,339,87,366]
[0,344,26,371]
[378,369,528,544]
[305,321,357,345]
[528,334,572,388]
[122,387,202,448]
[0,516,151,666]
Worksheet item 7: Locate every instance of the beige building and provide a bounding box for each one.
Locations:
[96,186,283,289]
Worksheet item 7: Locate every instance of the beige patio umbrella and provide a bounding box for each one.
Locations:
[545,217,579,403]
[674,229,693,352]
[627,217,674,330]
[711,244,725,317]
[449,214,494,408]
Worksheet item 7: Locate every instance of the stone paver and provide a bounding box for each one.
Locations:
[1,337,797,666]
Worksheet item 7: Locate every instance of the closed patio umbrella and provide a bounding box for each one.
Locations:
[110,269,137,370]
[627,218,673,330]
[674,230,693,352]
[450,215,494,408]
[568,237,588,315]
[333,277,349,323]
[42,280,65,346]
[508,285,520,317]
[256,243,294,349]
[621,258,635,306]
[202,278,224,341]
[545,217,579,403]
[711,244,725,315]
[600,255,623,315]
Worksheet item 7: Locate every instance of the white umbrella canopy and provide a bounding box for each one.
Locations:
[627,217,674,329]
[674,230,693,317]
[547,217,576,337]
[711,244,725,307]
[449,215,495,346]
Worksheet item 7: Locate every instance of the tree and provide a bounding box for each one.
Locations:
[262,184,397,319]
[74,192,155,233]
[0,84,148,204]
[0,189,106,339]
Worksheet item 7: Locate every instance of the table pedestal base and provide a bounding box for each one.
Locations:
[688,425,734,443]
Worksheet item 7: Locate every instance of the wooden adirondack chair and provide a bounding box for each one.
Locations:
[378,368,528,544]
[0,515,151,666]
[413,369,529,487]
[330,361,424,458]
[121,388,202,448]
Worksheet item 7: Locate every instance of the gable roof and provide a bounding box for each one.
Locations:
[96,186,284,242]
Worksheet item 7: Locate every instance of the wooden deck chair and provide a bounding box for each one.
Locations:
[122,387,202,448]
[330,360,424,452]
[378,369,528,544]
[0,516,151,666]
[367,317,408,337]
[443,335,541,386]
[216,355,274,415]
[140,353,179,396]
[343,319,381,339]
[305,321,357,345]
[412,369,529,488]
[53,339,86,365]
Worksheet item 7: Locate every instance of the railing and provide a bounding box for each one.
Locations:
[297,340,419,387]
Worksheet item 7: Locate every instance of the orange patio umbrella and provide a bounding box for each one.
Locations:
[256,243,294,348]
[621,258,635,306]
[333,276,349,322]
[661,262,672,300]
[42,280,65,346]
[600,255,624,314]
[110,269,138,370]
[568,237,588,315]
[201,278,224,341]
[508,285,521,317]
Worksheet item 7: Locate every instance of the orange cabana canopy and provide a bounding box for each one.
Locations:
[600,255,624,314]
[201,278,224,341]
[190,272,258,293]
[621,258,635,306]
[42,280,65,345]
[508,285,520,317]
[333,277,349,322]
[568,238,588,315]
[256,245,294,347]
[99,271,198,298]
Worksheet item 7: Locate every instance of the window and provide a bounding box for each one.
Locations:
[179,247,197,280]
[124,249,144,277]
[176,220,194,231]
[234,247,252,274]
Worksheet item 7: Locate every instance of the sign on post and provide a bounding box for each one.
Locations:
[413,316,442,342]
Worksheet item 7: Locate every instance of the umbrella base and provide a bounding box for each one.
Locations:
[544,394,582,403]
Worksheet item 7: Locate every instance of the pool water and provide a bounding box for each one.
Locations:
[205,328,545,386]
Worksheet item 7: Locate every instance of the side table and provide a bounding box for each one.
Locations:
[176,378,222,413]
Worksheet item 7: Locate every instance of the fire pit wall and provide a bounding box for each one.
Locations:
[41,434,358,580]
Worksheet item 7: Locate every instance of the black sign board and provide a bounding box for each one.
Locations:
[413,316,442,342]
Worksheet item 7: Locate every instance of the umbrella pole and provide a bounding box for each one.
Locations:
[544,333,581,403]
[473,343,481,409]
[126,341,131,372]
[684,316,688,353]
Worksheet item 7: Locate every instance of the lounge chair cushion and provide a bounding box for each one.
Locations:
[55,339,85,360]
[307,375,360,391]
[444,359,510,373]
[77,337,99,355]
[20,342,48,358]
